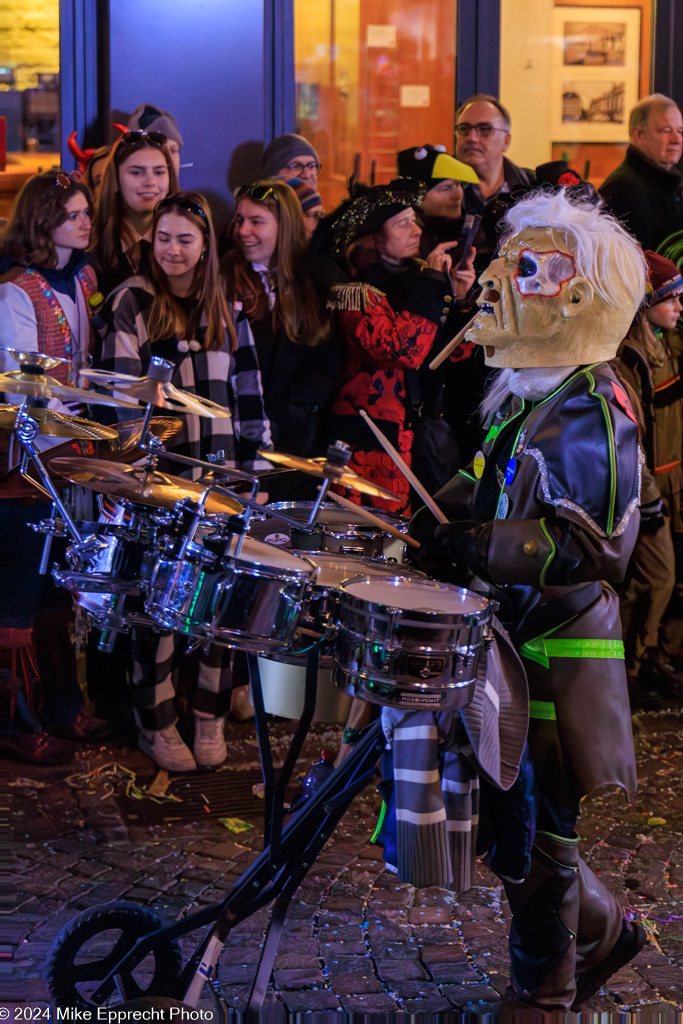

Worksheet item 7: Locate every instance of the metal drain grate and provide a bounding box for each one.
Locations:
[117,767,266,824]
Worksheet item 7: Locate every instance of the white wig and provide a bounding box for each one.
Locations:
[501,189,647,317]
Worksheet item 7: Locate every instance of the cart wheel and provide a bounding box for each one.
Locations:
[47,901,181,1009]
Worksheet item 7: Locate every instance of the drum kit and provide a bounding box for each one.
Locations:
[3,348,495,1013]
[2,347,492,712]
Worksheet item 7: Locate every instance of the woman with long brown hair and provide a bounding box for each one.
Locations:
[96,191,271,772]
[91,129,178,296]
[222,180,342,469]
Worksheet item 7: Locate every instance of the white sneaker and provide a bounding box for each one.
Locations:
[138,724,197,772]
[193,715,227,767]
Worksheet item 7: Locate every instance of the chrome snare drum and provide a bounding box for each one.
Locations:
[262,501,408,561]
[332,576,491,710]
[146,535,314,655]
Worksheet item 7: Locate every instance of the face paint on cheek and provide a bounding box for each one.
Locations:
[514,249,575,297]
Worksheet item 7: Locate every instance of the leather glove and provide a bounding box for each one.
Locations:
[639,497,665,535]
[434,519,492,579]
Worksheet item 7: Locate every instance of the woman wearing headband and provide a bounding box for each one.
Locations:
[91,129,178,297]
[222,180,341,490]
[95,191,271,771]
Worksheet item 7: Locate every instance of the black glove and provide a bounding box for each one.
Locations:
[639,497,665,536]
[434,519,492,579]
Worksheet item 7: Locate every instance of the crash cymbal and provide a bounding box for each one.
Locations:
[257,449,401,502]
[1,348,65,372]
[0,405,119,441]
[80,368,231,419]
[50,457,243,515]
[0,371,140,409]
[114,416,184,456]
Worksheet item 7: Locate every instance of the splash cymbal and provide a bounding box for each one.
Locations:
[0,371,140,409]
[257,449,401,502]
[50,457,243,515]
[114,416,184,456]
[0,405,120,441]
[80,368,231,418]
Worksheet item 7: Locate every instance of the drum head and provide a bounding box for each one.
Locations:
[301,552,423,589]
[229,536,312,579]
[341,576,489,617]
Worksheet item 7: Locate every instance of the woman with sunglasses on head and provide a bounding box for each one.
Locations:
[95,190,272,771]
[0,170,113,757]
[222,180,341,494]
[91,129,178,298]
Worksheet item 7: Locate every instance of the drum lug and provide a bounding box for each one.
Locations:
[482,624,495,650]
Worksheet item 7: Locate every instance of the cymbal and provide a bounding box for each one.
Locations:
[257,449,401,502]
[0,405,119,441]
[80,368,231,419]
[2,348,65,372]
[50,456,243,515]
[0,371,140,409]
[114,416,184,456]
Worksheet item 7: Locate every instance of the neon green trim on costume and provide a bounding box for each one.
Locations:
[585,368,617,535]
[529,700,557,720]
[521,636,625,669]
[371,800,387,845]
[459,469,476,482]
[484,423,502,444]
[538,518,557,589]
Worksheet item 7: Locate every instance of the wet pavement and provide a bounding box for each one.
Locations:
[6,707,683,1017]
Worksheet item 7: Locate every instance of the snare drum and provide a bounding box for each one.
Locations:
[256,552,425,722]
[146,536,314,655]
[52,499,159,631]
[261,501,408,561]
[332,576,490,711]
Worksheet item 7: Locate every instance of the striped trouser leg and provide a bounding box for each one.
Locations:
[130,629,177,731]
[191,644,231,718]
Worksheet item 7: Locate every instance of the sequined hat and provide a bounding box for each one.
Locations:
[331,179,427,256]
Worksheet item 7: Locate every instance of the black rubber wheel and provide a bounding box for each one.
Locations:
[47,901,182,1009]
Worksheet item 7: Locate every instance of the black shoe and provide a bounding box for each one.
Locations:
[46,711,113,743]
[0,732,76,765]
[573,919,647,1009]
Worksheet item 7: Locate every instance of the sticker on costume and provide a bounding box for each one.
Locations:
[496,493,509,519]
[610,381,637,423]
[515,430,527,455]
[265,532,290,546]
[505,458,517,485]
[473,451,486,478]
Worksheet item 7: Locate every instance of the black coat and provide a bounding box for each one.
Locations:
[599,145,683,251]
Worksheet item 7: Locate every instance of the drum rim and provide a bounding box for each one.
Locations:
[336,574,490,622]
[266,500,409,534]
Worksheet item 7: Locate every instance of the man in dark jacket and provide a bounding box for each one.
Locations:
[599,93,683,250]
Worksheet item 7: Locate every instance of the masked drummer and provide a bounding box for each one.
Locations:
[412,189,648,1010]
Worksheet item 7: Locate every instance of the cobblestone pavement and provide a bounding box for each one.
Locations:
[7,708,683,1017]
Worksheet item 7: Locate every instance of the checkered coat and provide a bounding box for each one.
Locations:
[95,276,271,476]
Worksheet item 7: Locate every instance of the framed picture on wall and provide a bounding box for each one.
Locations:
[551,6,641,143]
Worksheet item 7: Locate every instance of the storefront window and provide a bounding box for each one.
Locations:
[500,0,652,186]
[295,0,457,209]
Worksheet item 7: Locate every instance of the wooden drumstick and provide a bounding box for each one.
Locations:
[359,410,449,525]
[327,490,421,550]
[428,316,476,371]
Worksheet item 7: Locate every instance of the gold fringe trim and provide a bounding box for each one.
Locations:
[327,282,386,313]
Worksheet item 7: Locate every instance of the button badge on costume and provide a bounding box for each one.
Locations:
[505,458,517,485]
[496,493,509,519]
[473,451,486,478]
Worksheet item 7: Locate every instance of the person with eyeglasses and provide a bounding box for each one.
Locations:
[0,170,114,758]
[454,94,535,203]
[91,130,179,298]
[599,94,683,251]
[258,133,322,188]
[95,191,272,771]
[222,180,341,494]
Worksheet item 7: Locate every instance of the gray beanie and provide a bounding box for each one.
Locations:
[128,103,183,148]
[259,133,319,177]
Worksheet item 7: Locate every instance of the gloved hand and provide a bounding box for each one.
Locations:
[639,497,665,535]
[434,519,492,579]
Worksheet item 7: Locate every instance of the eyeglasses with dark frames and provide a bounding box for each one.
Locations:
[233,183,280,203]
[454,122,509,139]
[284,159,321,175]
[155,196,208,221]
[119,129,168,147]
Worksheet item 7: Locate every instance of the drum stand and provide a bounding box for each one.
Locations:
[47,646,385,1012]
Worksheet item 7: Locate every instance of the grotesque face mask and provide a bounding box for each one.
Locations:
[464,226,615,368]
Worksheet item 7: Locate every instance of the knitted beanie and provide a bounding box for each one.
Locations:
[128,103,183,148]
[397,145,479,185]
[281,176,323,212]
[259,134,319,177]
[644,250,683,306]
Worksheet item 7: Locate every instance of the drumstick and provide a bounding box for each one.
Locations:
[327,490,421,550]
[428,316,476,371]
[359,410,449,525]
